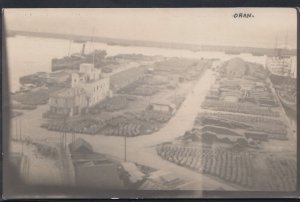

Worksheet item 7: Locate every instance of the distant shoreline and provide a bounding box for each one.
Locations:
[7,30,297,56]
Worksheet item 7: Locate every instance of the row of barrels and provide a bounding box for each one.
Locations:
[131,86,159,96]
[139,111,172,123]
[196,116,286,138]
[199,112,284,125]
[104,97,129,111]
[42,119,106,135]
[202,100,279,117]
[143,76,166,85]
[156,144,254,188]
[107,116,129,127]
[266,158,296,191]
[90,96,129,113]
[197,113,286,136]
[105,123,141,137]
[196,117,250,130]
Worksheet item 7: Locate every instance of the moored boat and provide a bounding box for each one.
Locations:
[51,43,107,71]
[225,50,241,55]
[251,52,264,56]
[73,39,87,43]
[266,37,296,114]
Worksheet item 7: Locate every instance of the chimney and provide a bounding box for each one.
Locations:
[81,43,86,55]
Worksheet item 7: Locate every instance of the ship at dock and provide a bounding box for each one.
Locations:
[266,36,296,113]
[277,89,296,112]
[73,39,87,43]
[268,72,296,113]
[51,42,107,72]
[224,50,241,55]
[251,52,264,57]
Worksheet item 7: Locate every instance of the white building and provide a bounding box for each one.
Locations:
[49,63,110,117]
[71,63,110,107]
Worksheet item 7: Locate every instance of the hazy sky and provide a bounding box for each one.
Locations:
[4,8,297,48]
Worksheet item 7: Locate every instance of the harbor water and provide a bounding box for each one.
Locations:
[5,35,296,132]
[6,35,269,92]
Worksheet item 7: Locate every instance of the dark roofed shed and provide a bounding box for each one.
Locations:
[69,138,93,155]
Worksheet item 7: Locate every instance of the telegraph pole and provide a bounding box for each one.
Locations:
[68,39,72,57]
[91,28,96,66]
[72,132,75,143]
[20,117,23,154]
[15,116,18,141]
[64,117,67,153]
[124,135,127,162]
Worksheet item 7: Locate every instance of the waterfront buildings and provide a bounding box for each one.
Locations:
[49,63,110,117]
[68,138,123,189]
[74,162,123,189]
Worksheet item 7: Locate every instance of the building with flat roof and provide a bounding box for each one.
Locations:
[68,138,123,189]
[49,63,110,116]
[149,99,177,114]
[74,161,123,189]
[49,87,88,116]
[69,138,93,155]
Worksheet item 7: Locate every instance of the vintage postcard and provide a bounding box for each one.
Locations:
[2,8,297,198]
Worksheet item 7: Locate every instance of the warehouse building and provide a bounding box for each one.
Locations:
[49,63,110,117]
[68,138,123,189]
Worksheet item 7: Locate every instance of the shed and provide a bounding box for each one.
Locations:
[69,138,93,155]
[149,99,176,114]
[75,162,123,189]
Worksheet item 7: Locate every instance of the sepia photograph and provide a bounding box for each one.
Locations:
[2,8,298,198]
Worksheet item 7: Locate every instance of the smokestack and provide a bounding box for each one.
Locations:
[81,43,86,55]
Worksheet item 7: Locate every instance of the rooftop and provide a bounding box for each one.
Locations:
[150,99,177,109]
[75,162,123,189]
[69,138,94,154]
